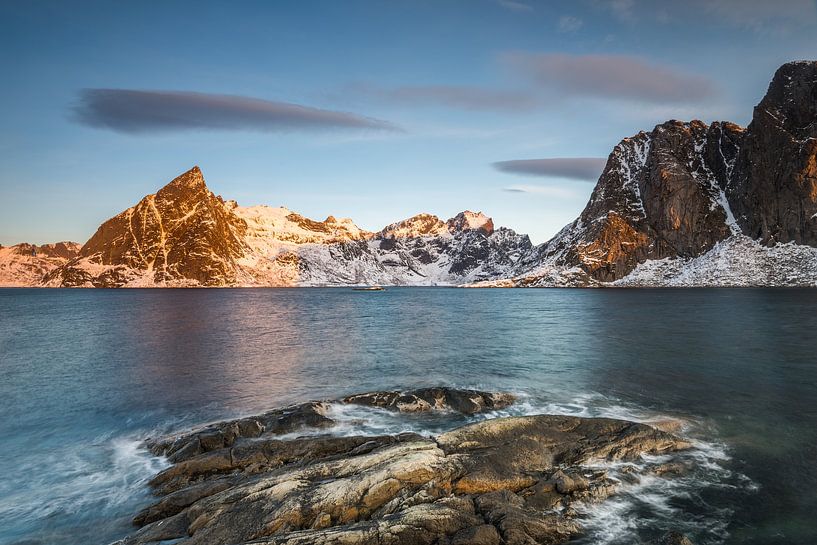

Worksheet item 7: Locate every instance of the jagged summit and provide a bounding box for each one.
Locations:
[379,213,448,239]
[446,211,494,235]
[762,61,817,131]
[46,166,248,287]
[378,211,495,239]
[153,166,212,205]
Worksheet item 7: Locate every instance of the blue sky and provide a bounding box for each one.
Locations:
[2,0,816,245]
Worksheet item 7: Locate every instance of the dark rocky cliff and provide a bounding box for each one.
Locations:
[541,60,817,282]
[727,61,817,245]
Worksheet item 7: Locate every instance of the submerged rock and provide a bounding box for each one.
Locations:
[117,389,693,545]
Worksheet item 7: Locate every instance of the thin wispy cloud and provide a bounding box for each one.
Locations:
[557,15,584,33]
[502,185,578,198]
[496,0,534,13]
[614,0,637,20]
[503,53,716,104]
[703,0,817,32]
[594,1,817,33]
[494,158,607,181]
[355,84,538,112]
[72,89,401,134]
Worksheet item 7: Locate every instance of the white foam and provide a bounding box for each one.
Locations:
[0,434,168,535]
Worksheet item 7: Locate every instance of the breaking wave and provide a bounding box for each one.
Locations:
[0,432,168,545]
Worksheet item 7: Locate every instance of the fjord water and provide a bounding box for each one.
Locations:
[0,288,816,545]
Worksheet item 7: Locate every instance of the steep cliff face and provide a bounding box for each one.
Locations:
[540,120,742,281]
[47,167,248,287]
[515,61,817,285]
[727,61,817,245]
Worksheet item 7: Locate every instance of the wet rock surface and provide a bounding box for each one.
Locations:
[116,389,694,545]
[342,387,515,414]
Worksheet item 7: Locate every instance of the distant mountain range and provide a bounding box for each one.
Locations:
[3,61,817,288]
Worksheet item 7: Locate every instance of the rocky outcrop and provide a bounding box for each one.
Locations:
[113,389,692,545]
[538,120,741,282]
[45,167,248,287]
[727,61,817,245]
[342,388,515,414]
[145,389,513,466]
[505,60,817,285]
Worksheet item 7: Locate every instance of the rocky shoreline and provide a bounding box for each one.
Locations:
[114,388,696,545]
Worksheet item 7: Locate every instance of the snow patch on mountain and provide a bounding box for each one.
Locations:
[0,243,81,287]
[615,236,817,287]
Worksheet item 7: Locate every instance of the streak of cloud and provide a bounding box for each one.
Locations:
[72,89,401,134]
[494,157,607,181]
[557,15,584,33]
[502,185,578,198]
[504,53,717,104]
[496,0,534,13]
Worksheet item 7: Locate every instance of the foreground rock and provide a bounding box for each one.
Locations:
[146,388,515,465]
[115,389,692,545]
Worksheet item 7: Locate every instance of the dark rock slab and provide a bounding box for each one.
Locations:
[341,387,516,414]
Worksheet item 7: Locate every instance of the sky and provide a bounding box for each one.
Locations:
[1,0,816,245]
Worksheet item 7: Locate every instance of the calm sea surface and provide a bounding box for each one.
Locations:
[1,288,816,545]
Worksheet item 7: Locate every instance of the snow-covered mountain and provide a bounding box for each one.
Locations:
[0,242,81,287]
[31,167,532,287]
[481,60,817,287]
[3,60,817,288]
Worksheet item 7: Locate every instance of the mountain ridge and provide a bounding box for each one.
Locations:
[31,167,532,287]
[3,60,817,288]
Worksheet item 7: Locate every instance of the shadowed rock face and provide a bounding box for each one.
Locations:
[728,61,817,245]
[543,120,741,282]
[115,389,692,545]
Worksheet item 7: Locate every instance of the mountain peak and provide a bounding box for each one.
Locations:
[728,60,817,245]
[759,60,817,136]
[379,213,447,239]
[446,211,494,235]
[57,166,247,286]
[159,166,208,196]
